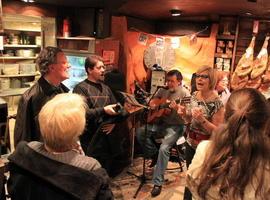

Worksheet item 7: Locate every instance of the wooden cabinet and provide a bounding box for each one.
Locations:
[2,29,41,59]
[214,35,235,72]
[0,14,42,93]
[214,16,239,74]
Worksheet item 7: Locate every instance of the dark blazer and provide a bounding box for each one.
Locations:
[14,77,69,147]
[7,142,113,200]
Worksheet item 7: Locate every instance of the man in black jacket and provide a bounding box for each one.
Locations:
[73,55,124,176]
[8,93,113,200]
[8,141,113,200]
[14,47,69,147]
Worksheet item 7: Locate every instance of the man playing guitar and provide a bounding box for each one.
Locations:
[136,69,190,197]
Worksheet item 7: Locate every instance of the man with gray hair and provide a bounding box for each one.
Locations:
[14,46,70,147]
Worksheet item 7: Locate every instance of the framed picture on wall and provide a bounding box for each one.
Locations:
[102,50,115,65]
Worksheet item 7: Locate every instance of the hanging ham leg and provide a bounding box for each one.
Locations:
[234,36,255,77]
[250,36,269,79]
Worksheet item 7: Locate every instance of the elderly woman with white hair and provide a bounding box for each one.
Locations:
[7,93,113,200]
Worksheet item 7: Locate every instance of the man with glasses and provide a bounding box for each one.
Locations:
[14,46,70,147]
[136,70,190,197]
[73,55,120,176]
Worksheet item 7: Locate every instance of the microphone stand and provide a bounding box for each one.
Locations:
[127,86,161,199]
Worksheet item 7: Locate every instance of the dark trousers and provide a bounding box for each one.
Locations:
[183,143,196,200]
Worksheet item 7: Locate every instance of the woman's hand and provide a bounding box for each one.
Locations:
[191,107,206,123]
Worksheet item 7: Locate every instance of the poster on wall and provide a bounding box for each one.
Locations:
[102,50,115,65]
[156,37,164,48]
[138,33,148,46]
[144,42,175,71]
[171,37,180,49]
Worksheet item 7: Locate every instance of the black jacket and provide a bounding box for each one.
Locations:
[14,77,69,147]
[7,142,114,200]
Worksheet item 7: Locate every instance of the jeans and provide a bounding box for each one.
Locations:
[136,124,184,186]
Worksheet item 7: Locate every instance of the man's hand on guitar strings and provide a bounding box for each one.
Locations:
[177,105,186,116]
[169,100,178,110]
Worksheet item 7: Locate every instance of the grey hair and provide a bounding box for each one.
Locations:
[36,46,63,76]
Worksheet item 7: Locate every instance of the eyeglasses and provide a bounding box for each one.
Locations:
[195,74,209,79]
[95,65,106,70]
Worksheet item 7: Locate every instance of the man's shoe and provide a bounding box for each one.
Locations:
[151,185,162,197]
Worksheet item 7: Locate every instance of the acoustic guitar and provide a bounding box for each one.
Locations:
[147,96,191,123]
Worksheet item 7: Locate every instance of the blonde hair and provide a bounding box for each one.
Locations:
[38,93,87,152]
[196,65,217,90]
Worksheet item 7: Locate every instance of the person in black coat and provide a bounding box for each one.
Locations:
[8,93,113,200]
[14,47,69,147]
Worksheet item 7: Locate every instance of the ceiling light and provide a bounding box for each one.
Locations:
[170,9,182,17]
[245,12,253,16]
[21,0,35,2]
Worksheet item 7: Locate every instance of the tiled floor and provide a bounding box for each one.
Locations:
[111,157,186,200]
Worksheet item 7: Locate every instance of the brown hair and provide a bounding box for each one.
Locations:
[196,65,217,90]
[197,88,270,199]
[84,55,103,74]
[36,46,63,76]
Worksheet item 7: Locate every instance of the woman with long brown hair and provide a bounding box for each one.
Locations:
[187,88,270,200]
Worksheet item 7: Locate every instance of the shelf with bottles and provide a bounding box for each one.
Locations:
[1,30,42,60]
[3,29,42,46]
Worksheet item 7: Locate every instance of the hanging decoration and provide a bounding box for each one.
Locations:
[134,26,208,48]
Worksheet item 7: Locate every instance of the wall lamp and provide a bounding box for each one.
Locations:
[170,9,182,17]
[21,0,35,2]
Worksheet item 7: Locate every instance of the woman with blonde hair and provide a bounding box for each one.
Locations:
[8,93,113,200]
[187,88,270,200]
[179,65,224,200]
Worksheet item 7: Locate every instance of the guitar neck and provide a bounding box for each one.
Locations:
[159,96,191,109]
